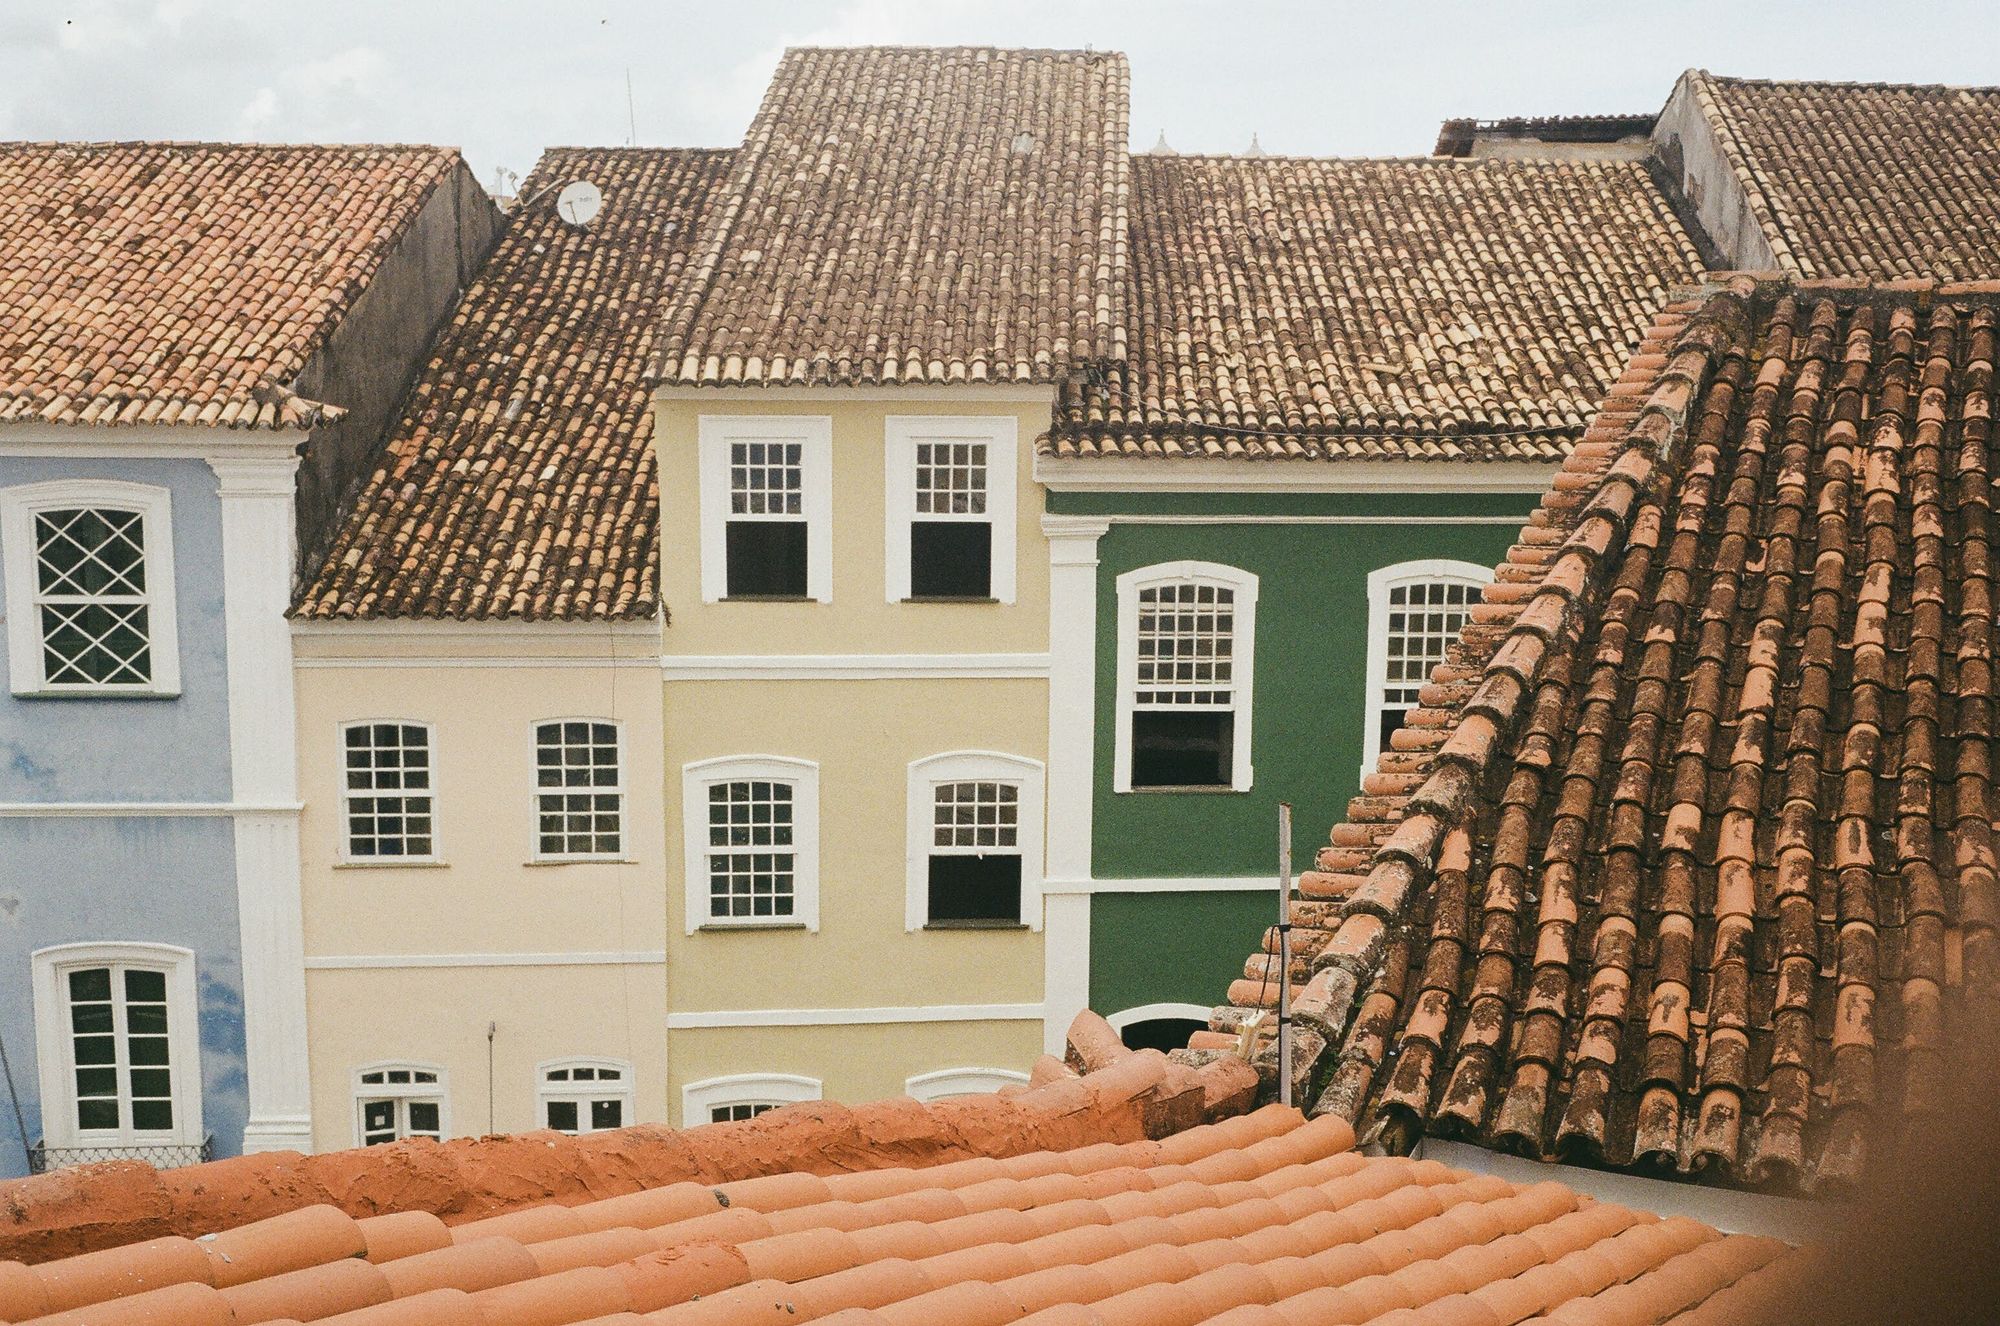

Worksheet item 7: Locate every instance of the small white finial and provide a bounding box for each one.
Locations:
[1147,129,1176,156]
[1243,132,1265,158]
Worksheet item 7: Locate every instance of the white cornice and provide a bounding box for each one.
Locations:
[0,801,302,817]
[664,1003,1043,1029]
[0,422,303,460]
[661,652,1051,680]
[306,951,666,969]
[1041,875,1281,895]
[654,384,1057,404]
[1034,455,1562,494]
[291,618,661,639]
[297,656,659,670]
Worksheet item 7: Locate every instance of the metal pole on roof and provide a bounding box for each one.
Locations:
[0,1028,32,1172]
[1277,802,1294,1110]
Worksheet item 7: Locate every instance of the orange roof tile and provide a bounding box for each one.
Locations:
[0,1025,1784,1325]
[294,147,731,621]
[656,46,1132,387]
[1688,73,2000,281]
[0,142,459,430]
[1206,275,2000,1191]
[1042,154,1705,464]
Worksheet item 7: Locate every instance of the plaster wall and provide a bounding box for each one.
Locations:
[1463,138,1649,162]
[1650,75,1783,273]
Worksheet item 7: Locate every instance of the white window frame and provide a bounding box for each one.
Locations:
[681,755,821,933]
[1361,558,1494,781]
[883,415,1018,604]
[529,717,626,862]
[1113,561,1259,793]
[905,750,1046,932]
[338,719,441,864]
[904,1067,1031,1101]
[1,480,181,697]
[352,1061,449,1146]
[535,1056,635,1135]
[681,1072,821,1127]
[30,942,203,1151]
[697,415,834,604]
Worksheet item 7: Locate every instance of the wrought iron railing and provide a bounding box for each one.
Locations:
[27,1134,213,1174]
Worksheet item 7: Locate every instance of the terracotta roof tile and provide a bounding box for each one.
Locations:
[0,142,458,430]
[1042,155,1705,464]
[657,46,1131,387]
[1690,73,2000,280]
[1206,275,2000,1192]
[295,147,731,621]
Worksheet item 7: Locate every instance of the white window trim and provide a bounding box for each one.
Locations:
[351,1060,449,1146]
[681,755,821,933]
[535,1056,634,1134]
[1,480,181,697]
[904,750,1046,933]
[528,717,626,863]
[904,1067,1031,1101]
[882,415,1018,604]
[1361,558,1494,781]
[31,942,203,1150]
[697,415,834,604]
[338,718,442,865]
[682,1072,821,1127]
[1113,560,1259,794]
[1105,1002,1214,1032]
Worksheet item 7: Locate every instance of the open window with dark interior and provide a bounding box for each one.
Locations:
[1128,579,1238,789]
[907,439,992,599]
[1130,710,1234,788]
[725,439,808,597]
[924,779,1022,924]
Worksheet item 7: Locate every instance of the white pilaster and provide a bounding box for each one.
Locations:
[208,454,314,1154]
[1040,515,1109,1053]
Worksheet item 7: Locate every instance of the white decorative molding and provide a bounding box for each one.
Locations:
[904,750,1046,932]
[883,415,1018,604]
[681,1072,821,1127]
[536,1056,635,1133]
[1105,1002,1213,1032]
[208,453,314,1156]
[1085,514,1532,527]
[1039,514,1109,1054]
[904,1067,1031,1101]
[1113,560,1259,795]
[290,618,662,639]
[0,801,302,817]
[31,942,204,1151]
[697,415,833,603]
[1034,456,1562,494]
[0,425,299,459]
[305,951,667,970]
[297,656,660,670]
[665,1003,1044,1029]
[351,1061,448,1147]
[661,652,1051,680]
[1041,875,1281,895]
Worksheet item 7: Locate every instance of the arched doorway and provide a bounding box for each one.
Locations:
[1107,1002,1211,1054]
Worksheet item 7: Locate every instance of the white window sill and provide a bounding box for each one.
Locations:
[12,686,181,700]
[696,920,811,933]
[333,859,449,870]
[524,857,640,868]
[1120,784,1252,796]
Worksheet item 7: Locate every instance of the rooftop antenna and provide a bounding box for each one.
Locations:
[625,67,638,146]
[1277,802,1295,1109]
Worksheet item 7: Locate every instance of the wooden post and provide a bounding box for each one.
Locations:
[1277,802,1294,1108]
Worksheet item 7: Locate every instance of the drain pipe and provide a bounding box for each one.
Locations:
[1277,802,1294,1109]
[486,1022,497,1135]
[0,1028,32,1172]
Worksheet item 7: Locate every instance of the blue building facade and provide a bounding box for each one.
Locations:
[0,455,249,1178]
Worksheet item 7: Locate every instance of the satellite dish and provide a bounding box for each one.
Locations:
[556,180,603,227]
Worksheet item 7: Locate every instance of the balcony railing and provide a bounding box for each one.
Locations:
[27,1134,214,1174]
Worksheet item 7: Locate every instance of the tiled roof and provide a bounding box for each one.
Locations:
[295,148,732,621]
[1209,275,2000,1191]
[656,46,1131,387]
[1433,115,1657,158]
[1688,73,2000,281]
[0,142,458,430]
[0,1021,1798,1325]
[1041,155,1705,464]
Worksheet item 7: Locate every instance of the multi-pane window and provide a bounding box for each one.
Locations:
[926,780,1022,924]
[1131,581,1237,787]
[63,965,176,1135]
[684,1073,822,1126]
[1377,579,1477,748]
[342,723,435,859]
[706,780,796,921]
[539,1061,630,1134]
[710,1102,776,1123]
[725,439,808,597]
[32,507,154,688]
[534,721,621,858]
[356,1065,443,1145]
[886,418,1016,604]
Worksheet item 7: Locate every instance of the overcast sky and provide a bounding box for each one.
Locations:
[7,1,1997,187]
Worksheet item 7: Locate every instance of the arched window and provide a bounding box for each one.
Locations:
[905,751,1046,931]
[352,1062,447,1146]
[1361,559,1493,778]
[536,1057,633,1134]
[1107,1002,1212,1054]
[682,1072,821,1127]
[681,756,821,932]
[1114,561,1259,792]
[904,1068,1030,1101]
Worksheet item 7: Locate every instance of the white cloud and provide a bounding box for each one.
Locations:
[238,86,280,132]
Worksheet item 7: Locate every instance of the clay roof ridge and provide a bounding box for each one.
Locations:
[1694,68,2000,95]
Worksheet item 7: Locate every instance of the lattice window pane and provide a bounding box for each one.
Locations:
[536,721,622,856]
[1134,582,1235,708]
[343,724,434,857]
[33,507,154,687]
[1382,580,1477,708]
[915,441,988,515]
[729,441,803,516]
[64,963,175,1135]
[711,1103,777,1123]
[931,781,1020,851]
[707,781,796,919]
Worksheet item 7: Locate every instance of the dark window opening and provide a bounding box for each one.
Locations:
[909,521,992,598]
[1120,1017,1207,1054]
[927,853,1022,924]
[1131,711,1233,788]
[726,521,808,597]
[1378,705,1413,753]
